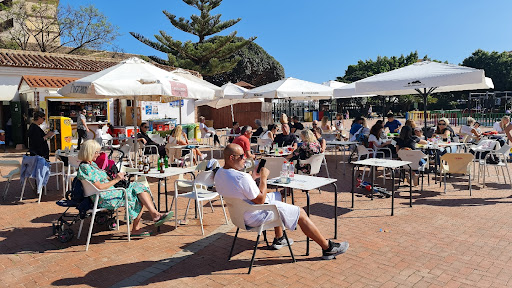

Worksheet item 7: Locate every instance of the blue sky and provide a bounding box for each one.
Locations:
[62,0,512,84]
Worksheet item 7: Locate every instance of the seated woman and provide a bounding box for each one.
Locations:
[414,127,427,141]
[77,140,172,236]
[320,116,331,132]
[396,125,426,150]
[459,117,481,142]
[167,125,206,164]
[228,121,240,143]
[434,118,456,142]
[261,124,277,142]
[286,130,321,174]
[312,127,327,153]
[368,123,395,157]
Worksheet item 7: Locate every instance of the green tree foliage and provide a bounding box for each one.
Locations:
[0,1,120,54]
[203,36,284,86]
[130,0,256,76]
[462,49,512,91]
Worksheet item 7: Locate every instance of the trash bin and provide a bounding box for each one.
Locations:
[312,111,319,121]
[186,124,197,140]
[194,125,201,140]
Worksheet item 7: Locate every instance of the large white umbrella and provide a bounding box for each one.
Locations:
[244,77,333,100]
[354,61,494,128]
[196,82,263,122]
[333,81,377,98]
[169,68,223,98]
[59,57,215,161]
[322,80,348,89]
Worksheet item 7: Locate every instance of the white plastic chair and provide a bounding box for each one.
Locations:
[64,156,82,194]
[470,139,499,183]
[173,170,228,235]
[440,153,473,195]
[1,160,21,200]
[149,133,166,145]
[20,160,65,203]
[298,153,327,177]
[356,145,385,183]
[483,144,512,188]
[262,157,287,180]
[224,197,295,274]
[398,149,429,190]
[77,179,130,251]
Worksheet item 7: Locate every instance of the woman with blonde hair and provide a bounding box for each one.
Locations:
[320,116,331,132]
[286,129,321,174]
[77,140,172,236]
[280,113,288,125]
[167,125,206,164]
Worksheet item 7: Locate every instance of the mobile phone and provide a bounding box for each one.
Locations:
[256,159,266,173]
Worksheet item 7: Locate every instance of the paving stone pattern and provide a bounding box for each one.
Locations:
[1,147,512,288]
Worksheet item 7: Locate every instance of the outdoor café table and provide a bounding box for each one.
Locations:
[351,158,412,216]
[128,166,197,213]
[325,140,358,171]
[268,175,338,256]
[417,142,465,184]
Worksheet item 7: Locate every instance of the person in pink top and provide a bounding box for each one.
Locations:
[232,125,256,160]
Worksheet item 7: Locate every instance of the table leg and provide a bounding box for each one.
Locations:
[165,177,168,212]
[391,169,395,216]
[291,187,295,205]
[409,165,413,207]
[435,150,438,185]
[333,183,338,239]
[371,165,375,201]
[336,145,338,169]
[305,189,310,256]
[351,164,356,208]
[157,179,161,213]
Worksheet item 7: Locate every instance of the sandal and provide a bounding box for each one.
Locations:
[131,231,151,237]
[155,211,174,227]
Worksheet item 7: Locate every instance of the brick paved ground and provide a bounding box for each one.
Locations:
[1,142,512,287]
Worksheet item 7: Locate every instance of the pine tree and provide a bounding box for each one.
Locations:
[130,0,255,76]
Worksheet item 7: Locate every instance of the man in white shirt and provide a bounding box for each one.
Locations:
[214,144,349,260]
[199,116,220,146]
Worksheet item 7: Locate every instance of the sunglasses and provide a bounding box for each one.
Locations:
[438,123,446,126]
[232,154,245,160]
[94,151,101,154]
[312,124,317,126]
[142,126,149,128]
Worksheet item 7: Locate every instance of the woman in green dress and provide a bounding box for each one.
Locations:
[77,140,172,236]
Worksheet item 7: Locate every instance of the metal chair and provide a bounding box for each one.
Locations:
[1,160,21,200]
[482,144,512,188]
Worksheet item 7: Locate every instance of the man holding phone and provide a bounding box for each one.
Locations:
[214,144,349,259]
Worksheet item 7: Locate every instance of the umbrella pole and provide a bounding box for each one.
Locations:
[179,101,182,124]
[134,97,139,166]
[230,104,234,122]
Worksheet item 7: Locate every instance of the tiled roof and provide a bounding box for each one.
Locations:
[21,75,79,88]
[234,81,255,88]
[0,49,200,76]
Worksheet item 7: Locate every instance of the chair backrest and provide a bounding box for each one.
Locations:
[68,156,82,169]
[397,149,427,170]
[223,197,252,230]
[165,142,182,162]
[80,179,101,197]
[474,139,497,150]
[262,157,287,179]
[149,133,165,145]
[299,153,324,175]
[357,145,371,157]
[0,160,21,167]
[440,153,473,174]
[195,170,215,187]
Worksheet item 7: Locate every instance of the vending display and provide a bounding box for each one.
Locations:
[48,116,73,152]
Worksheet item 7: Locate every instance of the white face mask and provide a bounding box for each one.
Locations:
[40,121,48,130]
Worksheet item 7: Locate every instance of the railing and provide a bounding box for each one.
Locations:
[408,110,509,127]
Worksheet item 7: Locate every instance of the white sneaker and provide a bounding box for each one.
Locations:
[200,153,208,160]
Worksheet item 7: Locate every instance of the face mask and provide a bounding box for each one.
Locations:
[40,121,48,130]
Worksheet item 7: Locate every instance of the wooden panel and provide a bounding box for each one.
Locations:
[197,102,272,129]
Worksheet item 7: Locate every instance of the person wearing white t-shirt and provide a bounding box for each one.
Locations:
[199,116,220,146]
[214,144,349,260]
